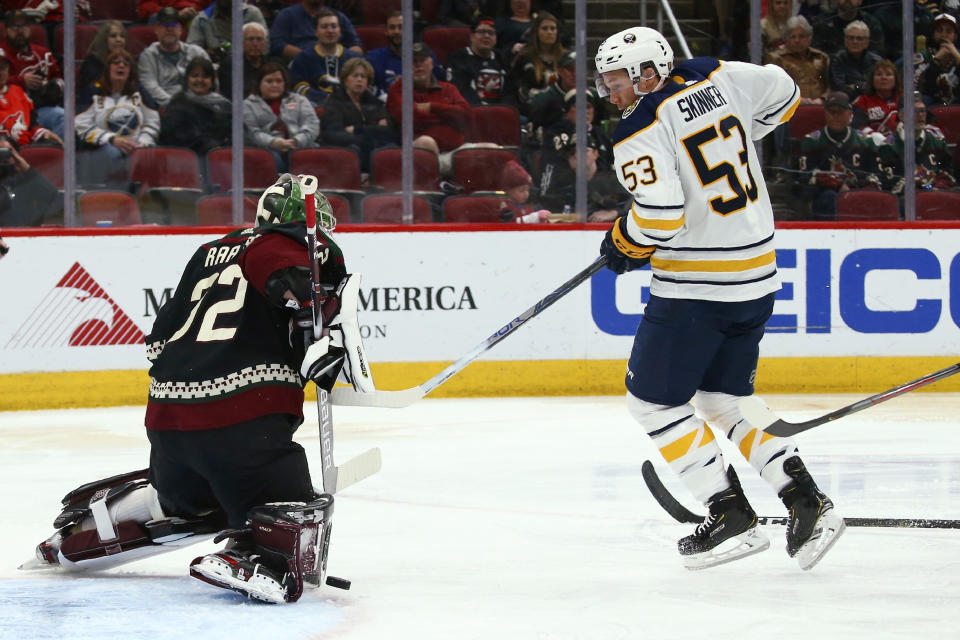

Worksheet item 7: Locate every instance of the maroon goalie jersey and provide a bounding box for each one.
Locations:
[145,223,346,431]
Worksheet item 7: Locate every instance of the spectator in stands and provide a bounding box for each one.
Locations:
[15,0,90,23]
[321,58,393,172]
[527,50,579,135]
[498,159,550,223]
[767,16,830,105]
[270,0,363,61]
[445,16,515,106]
[0,50,60,147]
[871,0,939,64]
[541,89,611,175]
[813,0,884,58]
[916,13,960,107]
[243,62,319,172]
[762,0,793,57]
[75,50,159,187]
[878,94,955,196]
[138,0,204,23]
[365,11,442,99]
[795,91,883,220]
[290,9,360,107]
[159,57,231,156]
[386,43,472,156]
[78,21,128,104]
[852,59,900,138]
[138,7,210,108]
[187,0,268,62]
[1,10,64,139]
[0,133,60,227]
[538,136,624,222]
[495,0,533,59]
[437,0,482,27]
[829,20,883,99]
[218,22,276,98]
[511,12,565,107]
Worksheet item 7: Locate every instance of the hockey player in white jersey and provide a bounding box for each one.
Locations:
[595,27,844,570]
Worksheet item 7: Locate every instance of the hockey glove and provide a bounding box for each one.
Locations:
[599,216,656,274]
[301,336,346,393]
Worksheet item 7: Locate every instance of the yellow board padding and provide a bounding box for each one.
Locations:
[2,356,960,412]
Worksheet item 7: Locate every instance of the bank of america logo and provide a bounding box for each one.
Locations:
[6,262,144,348]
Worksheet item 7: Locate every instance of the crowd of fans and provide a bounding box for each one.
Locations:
[761,0,960,220]
[0,0,957,226]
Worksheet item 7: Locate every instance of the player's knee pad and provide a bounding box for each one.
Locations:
[693,390,743,432]
[626,393,695,434]
[191,495,335,603]
[34,469,223,572]
[329,274,374,393]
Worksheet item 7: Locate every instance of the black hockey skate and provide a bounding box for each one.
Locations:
[778,456,845,570]
[677,466,770,570]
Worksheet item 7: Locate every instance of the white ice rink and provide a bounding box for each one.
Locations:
[1,393,958,640]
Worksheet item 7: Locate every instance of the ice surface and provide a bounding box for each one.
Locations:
[1,394,958,639]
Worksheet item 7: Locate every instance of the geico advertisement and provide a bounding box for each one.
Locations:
[0,228,958,373]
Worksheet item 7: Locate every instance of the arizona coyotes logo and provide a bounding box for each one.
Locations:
[0,111,28,143]
[5,262,144,348]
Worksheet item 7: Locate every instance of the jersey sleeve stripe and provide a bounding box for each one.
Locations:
[631,209,685,231]
[758,83,800,122]
[650,250,776,273]
[652,270,778,287]
[633,201,685,210]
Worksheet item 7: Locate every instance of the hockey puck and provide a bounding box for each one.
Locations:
[326,575,351,590]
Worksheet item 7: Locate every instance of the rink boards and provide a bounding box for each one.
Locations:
[2,223,960,409]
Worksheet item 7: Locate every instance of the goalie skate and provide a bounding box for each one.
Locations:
[190,549,288,604]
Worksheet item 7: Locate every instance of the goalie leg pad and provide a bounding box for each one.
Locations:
[330,274,375,392]
[190,495,335,603]
[29,469,224,572]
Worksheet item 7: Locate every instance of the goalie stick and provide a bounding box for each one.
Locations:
[747,361,960,438]
[330,255,609,408]
[301,175,381,492]
[641,460,960,530]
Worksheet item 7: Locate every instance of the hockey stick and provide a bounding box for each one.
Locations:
[640,460,960,529]
[746,361,960,438]
[330,255,609,408]
[301,175,381,493]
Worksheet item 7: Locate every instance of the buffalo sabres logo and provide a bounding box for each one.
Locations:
[624,33,636,43]
[105,104,143,137]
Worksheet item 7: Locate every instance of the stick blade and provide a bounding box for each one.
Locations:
[334,447,382,493]
[330,386,425,408]
[641,460,704,524]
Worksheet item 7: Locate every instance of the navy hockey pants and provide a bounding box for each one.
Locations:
[625,293,776,407]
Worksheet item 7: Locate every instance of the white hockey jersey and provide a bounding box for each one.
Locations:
[613,58,800,302]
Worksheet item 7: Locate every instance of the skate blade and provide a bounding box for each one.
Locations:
[797,508,846,571]
[683,527,771,571]
[18,556,61,571]
[191,561,286,604]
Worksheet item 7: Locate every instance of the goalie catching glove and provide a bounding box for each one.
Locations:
[599,216,656,274]
[300,273,375,393]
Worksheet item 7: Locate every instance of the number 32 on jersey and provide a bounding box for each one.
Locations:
[619,114,759,216]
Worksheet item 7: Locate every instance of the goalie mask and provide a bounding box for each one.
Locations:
[594,26,673,98]
[256,174,336,232]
